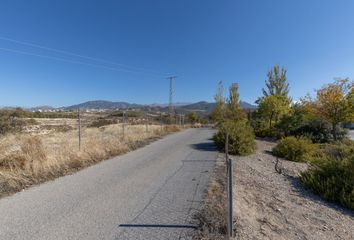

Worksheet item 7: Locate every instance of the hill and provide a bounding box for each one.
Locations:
[60,100,256,113]
[64,100,144,110]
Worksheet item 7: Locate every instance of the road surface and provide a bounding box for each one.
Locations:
[0,128,217,240]
[349,130,354,140]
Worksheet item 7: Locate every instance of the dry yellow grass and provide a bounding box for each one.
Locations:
[0,124,180,197]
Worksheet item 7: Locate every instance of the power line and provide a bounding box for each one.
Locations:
[167,76,177,119]
[0,47,173,77]
[0,47,144,74]
[0,36,168,76]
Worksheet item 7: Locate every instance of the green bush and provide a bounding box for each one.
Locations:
[301,141,354,210]
[272,136,315,162]
[213,120,256,156]
[291,119,347,143]
[254,127,278,139]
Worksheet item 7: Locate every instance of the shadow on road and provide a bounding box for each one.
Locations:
[190,142,217,152]
[119,224,197,229]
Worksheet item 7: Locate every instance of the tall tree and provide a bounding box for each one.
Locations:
[227,83,246,120]
[259,65,290,103]
[315,78,354,140]
[212,81,226,123]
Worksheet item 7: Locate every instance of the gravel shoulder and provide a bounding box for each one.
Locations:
[232,139,354,240]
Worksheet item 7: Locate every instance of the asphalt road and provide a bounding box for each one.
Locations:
[0,128,218,240]
[349,130,354,140]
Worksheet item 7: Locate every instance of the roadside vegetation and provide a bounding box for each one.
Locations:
[199,65,353,239]
[212,82,256,155]
[250,65,354,210]
[194,160,227,240]
[0,111,180,197]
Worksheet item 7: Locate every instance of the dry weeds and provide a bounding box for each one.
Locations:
[194,157,227,240]
[0,124,180,197]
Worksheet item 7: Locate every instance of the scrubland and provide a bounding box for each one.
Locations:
[0,124,179,197]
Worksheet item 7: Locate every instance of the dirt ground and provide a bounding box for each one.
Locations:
[232,139,354,240]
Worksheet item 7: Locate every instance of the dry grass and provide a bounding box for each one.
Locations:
[194,158,227,240]
[0,124,180,197]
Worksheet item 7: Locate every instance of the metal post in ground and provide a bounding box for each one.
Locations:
[160,112,163,131]
[122,111,125,140]
[77,108,81,151]
[225,133,229,163]
[227,157,234,238]
[225,132,234,238]
[145,113,148,133]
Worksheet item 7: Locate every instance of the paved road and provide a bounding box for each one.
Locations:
[349,130,354,140]
[0,128,217,240]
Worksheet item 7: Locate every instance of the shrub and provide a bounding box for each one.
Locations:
[291,118,347,143]
[301,141,354,210]
[213,120,256,156]
[0,116,26,134]
[88,119,117,128]
[275,112,305,138]
[272,136,315,162]
[254,127,278,139]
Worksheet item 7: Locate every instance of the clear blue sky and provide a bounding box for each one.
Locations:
[0,0,353,107]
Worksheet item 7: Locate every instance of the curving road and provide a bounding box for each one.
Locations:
[0,128,218,240]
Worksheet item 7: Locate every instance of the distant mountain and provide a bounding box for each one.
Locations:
[62,100,256,113]
[64,100,144,110]
[240,101,258,110]
[29,105,56,111]
[149,102,192,107]
[176,101,257,114]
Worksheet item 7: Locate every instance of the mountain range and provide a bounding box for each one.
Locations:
[61,100,257,114]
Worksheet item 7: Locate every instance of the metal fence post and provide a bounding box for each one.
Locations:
[122,111,125,140]
[145,113,148,133]
[77,108,81,151]
[225,132,233,238]
[225,133,229,163]
[227,158,233,238]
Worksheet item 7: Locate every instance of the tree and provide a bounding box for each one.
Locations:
[227,83,246,120]
[187,112,199,124]
[212,81,226,123]
[258,95,290,129]
[257,65,290,103]
[315,78,354,140]
[212,81,256,155]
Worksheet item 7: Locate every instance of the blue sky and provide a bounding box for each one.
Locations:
[0,0,353,107]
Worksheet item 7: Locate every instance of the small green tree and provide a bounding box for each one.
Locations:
[258,95,290,129]
[187,112,199,124]
[315,78,353,140]
[213,81,256,155]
